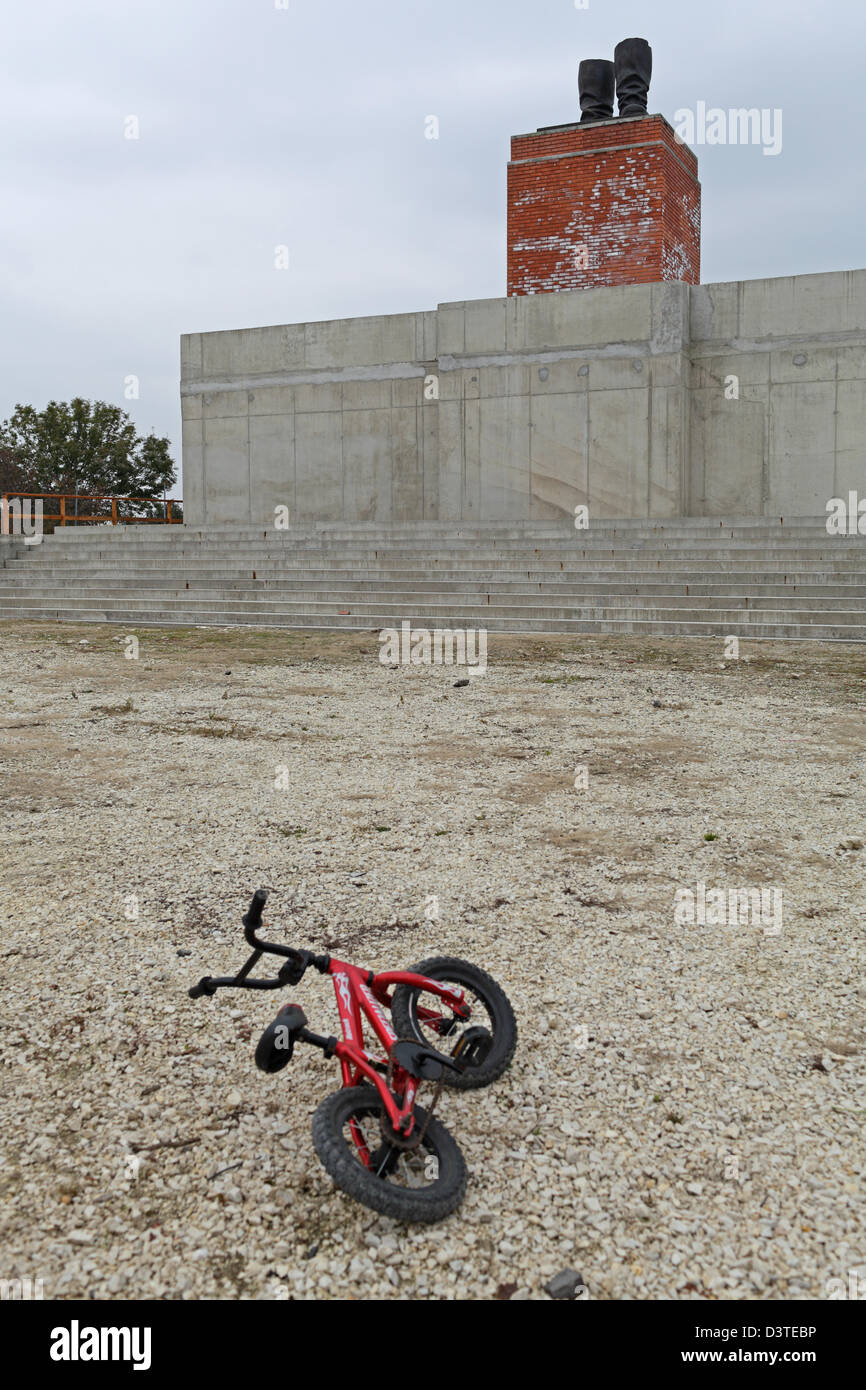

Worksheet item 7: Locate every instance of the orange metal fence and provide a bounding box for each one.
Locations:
[0,492,182,527]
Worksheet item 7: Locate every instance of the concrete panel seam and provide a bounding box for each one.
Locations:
[688,331,866,356]
[832,349,839,498]
[438,346,660,372]
[182,364,428,394]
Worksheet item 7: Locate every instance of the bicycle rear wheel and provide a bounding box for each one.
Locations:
[311,1086,466,1224]
[390,957,517,1090]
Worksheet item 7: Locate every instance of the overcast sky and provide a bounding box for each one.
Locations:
[2,0,864,494]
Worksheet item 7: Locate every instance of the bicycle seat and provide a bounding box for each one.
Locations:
[255,1004,308,1073]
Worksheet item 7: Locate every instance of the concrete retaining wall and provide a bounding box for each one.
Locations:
[180,269,866,526]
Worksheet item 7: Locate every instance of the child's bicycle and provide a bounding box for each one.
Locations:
[188,889,518,1223]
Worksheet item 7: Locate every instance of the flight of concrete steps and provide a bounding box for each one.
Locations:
[1,517,865,641]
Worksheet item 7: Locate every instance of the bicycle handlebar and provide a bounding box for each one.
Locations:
[243,887,268,933]
[188,889,330,1001]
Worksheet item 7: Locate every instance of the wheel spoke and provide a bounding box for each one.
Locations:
[414,981,492,1054]
[341,1104,439,1191]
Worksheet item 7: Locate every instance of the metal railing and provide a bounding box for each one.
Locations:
[0,492,183,527]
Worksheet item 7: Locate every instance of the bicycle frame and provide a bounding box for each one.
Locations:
[188,890,474,1159]
[325,959,468,1146]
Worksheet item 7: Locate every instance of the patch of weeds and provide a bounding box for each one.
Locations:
[91,698,136,716]
[153,717,263,741]
[703,832,718,842]
[535,674,592,686]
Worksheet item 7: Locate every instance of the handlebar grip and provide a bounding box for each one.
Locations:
[243,888,268,931]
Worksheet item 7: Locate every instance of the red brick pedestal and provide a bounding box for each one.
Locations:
[507,114,700,295]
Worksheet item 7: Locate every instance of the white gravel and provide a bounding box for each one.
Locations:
[0,622,864,1301]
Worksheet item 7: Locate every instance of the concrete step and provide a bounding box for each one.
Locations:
[23,547,866,569]
[36,534,852,555]
[4,557,866,582]
[11,542,866,562]
[5,579,866,599]
[8,560,866,582]
[1,602,863,642]
[30,520,859,542]
[5,581,866,604]
[6,583,866,612]
[36,516,845,540]
[4,589,866,624]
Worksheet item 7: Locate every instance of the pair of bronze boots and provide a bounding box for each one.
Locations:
[580,37,652,123]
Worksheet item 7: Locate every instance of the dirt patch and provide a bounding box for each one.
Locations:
[0,620,864,1303]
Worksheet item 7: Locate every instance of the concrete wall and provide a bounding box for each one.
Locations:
[688,271,866,516]
[180,268,866,525]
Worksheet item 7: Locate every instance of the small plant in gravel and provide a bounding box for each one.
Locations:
[92,698,136,715]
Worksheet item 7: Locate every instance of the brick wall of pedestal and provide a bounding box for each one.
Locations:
[507,114,701,295]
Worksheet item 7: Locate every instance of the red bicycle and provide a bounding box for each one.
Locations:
[189,889,518,1222]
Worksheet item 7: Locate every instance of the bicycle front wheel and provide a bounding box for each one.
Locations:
[311,1086,466,1224]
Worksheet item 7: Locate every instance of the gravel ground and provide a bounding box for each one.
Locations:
[0,622,864,1301]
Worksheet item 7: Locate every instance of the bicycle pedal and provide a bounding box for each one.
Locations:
[254,1004,308,1073]
[451,1026,493,1070]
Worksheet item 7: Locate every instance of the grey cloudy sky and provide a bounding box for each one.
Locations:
[2,0,863,494]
